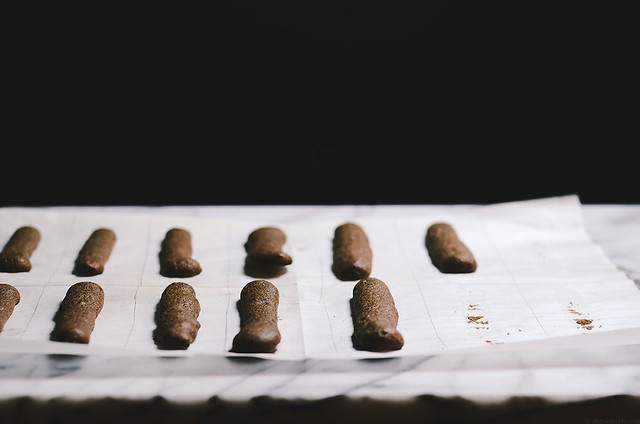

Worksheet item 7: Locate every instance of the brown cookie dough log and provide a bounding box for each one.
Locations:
[351,277,404,352]
[332,222,372,281]
[0,284,20,332]
[426,223,477,273]
[73,228,117,276]
[0,226,41,273]
[231,279,281,353]
[244,227,292,278]
[153,282,201,350]
[159,228,202,278]
[50,281,104,344]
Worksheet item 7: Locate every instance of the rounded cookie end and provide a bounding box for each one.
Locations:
[0,256,32,273]
[440,255,477,273]
[50,327,91,344]
[231,326,281,354]
[73,261,104,277]
[354,327,404,352]
[161,257,202,278]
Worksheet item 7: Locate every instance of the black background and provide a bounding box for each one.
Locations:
[4,1,638,206]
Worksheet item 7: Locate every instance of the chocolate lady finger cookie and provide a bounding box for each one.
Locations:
[0,284,20,332]
[159,228,202,278]
[426,223,477,273]
[50,281,104,344]
[244,227,292,278]
[73,228,116,276]
[332,222,372,281]
[153,282,201,350]
[0,226,41,273]
[351,277,404,352]
[231,279,281,353]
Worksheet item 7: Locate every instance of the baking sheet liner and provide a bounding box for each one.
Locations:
[1,196,638,360]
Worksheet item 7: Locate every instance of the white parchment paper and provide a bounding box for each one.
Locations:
[0,196,638,360]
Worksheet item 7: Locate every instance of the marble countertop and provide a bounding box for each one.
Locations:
[0,203,639,423]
